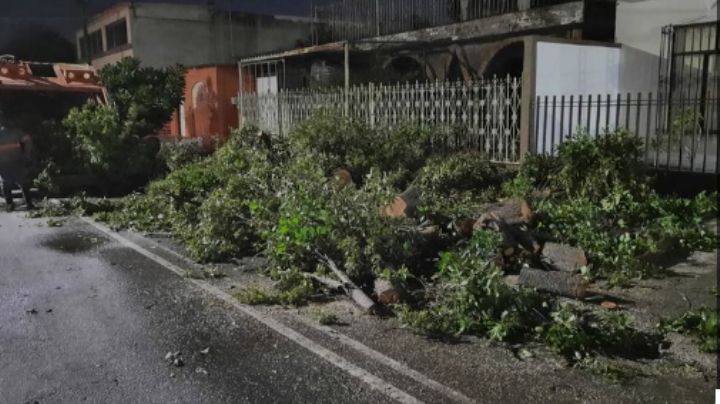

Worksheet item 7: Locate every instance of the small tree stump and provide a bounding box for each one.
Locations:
[334,168,353,187]
[374,279,401,305]
[382,186,420,218]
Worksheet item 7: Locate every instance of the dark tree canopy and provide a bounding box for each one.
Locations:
[0,26,76,63]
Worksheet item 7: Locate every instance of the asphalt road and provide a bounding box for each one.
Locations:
[0,213,395,404]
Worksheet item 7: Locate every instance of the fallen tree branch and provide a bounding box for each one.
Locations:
[301,272,344,291]
[316,252,377,313]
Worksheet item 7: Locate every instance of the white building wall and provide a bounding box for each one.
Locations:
[616,0,717,56]
[535,41,621,97]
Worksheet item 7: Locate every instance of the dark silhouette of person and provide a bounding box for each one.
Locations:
[0,110,34,211]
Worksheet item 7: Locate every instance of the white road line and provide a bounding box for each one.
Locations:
[296,318,476,404]
[80,217,423,404]
[118,221,476,404]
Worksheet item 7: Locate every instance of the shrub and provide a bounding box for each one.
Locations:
[414,152,502,195]
[522,131,649,201]
[290,112,435,185]
[158,140,205,172]
[48,57,185,191]
[99,57,185,138]
[290,111,375,177]
[415,152,505,219]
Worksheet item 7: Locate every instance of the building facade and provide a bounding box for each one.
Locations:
[164,65,241,146]
[76,2,313,69]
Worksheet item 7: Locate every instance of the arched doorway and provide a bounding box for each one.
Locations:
[385,56,425,83]
[483,42,524,78]
[447,55,464,82]
[191,81,211,137]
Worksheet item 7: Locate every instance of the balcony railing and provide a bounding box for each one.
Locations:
[313,0,577,43]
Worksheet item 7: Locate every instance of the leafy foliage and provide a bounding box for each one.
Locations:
[99,57,185,138]
[521,130,717,284]
[99,127,276,262]
[661,308,718,353]
[540,304,661,361]
[158,140,205,172]
[45,57,185,191]
[397,230,547,340]
[92,114,713,364]
[521,131,648,200]
[235,271,314,306]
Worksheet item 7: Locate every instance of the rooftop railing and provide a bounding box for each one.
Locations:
[313,0,577,43]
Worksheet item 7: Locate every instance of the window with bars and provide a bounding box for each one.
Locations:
[79,30,103,60]
[105,19,128,51]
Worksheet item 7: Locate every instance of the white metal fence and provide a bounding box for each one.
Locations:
[240,77,522,162]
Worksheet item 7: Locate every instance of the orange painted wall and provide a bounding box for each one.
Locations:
[168,65,240,147]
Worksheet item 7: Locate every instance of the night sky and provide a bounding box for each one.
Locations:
[0,0,332,45]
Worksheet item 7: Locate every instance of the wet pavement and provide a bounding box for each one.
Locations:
[0,213,389,403]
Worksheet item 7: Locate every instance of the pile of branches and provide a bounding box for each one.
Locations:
[97,113,717,360]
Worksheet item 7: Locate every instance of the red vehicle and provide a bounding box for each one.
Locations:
[0,56,107,207]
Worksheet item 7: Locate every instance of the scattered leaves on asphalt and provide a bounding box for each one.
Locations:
[165,351,184,367]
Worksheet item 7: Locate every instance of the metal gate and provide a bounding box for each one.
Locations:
[658,22,718,141]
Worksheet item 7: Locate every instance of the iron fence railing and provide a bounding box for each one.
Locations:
[533,93,718,174]
[241,76,522,162]
[312,0,576,43]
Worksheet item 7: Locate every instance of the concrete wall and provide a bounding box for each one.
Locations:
[131,4,215,68]
[82,3,311,69]
[132,4,311,68]
[616,0,717,56]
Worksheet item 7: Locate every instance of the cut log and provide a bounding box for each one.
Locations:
[382,186,421,218]
[476,198,534,226]
[518,267,588,299]
[334,168,353,187]
[374,279,401,305]
[452,218,475,238]
[600,301,619,311]
[317,253,377,313]
[541,242,587,273]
